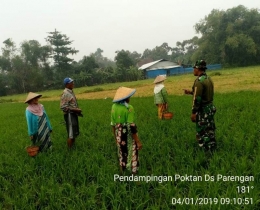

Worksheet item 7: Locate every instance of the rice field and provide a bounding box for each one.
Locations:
[0,88,259,209]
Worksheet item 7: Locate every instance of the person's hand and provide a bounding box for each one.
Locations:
[78,113,83,117]
[191,113,196,122]
[137,141,142,150]
[183,89,192,95]
[30,136,33,140]
[132,133,142,150]
[71,108,83,116]
[70,108,81,113]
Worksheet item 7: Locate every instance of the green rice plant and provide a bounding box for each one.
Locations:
[0,91,259,209]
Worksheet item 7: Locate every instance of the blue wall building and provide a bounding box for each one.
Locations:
[138,59,222,79]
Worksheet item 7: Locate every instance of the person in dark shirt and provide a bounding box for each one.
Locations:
[184,60,216,151]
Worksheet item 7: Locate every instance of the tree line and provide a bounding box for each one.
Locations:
[0,5,259,96]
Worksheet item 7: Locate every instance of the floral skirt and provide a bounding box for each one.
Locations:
[114,124,139,174]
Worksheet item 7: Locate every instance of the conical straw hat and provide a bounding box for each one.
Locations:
[113,87,136,102]
[24,92,42,103]
[153,75,166,84]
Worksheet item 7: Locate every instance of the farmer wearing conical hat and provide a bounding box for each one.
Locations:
[111,87,142,174]
[60,77,82,148]
[184,60,216,151]
[153,75,169,119]
[25,92,53,152]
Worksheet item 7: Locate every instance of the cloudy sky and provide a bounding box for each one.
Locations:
[1,0,259,61]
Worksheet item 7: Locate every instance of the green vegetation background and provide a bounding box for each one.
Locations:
[0,89,259,209]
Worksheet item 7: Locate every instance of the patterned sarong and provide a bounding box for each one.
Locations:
[32,113,52,151]
[196,104,216,150]
[114,124,139,174]
[157,104,167,119]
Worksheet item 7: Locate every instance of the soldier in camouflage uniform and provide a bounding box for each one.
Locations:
[184,60,216,151]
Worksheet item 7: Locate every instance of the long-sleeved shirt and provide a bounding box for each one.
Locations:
[60,88,79,113]
[154,87,168,104]
[192,73,214,114]
[25,106,52,136]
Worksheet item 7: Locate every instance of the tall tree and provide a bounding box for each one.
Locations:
[141,49,153,60]
[0,39,33,94]
[194,5,260,66]
[171,37,199,65]
[21,40,42,67]
[20,40,44,91]
[0,38,16,72]
[115,50,135,81]
[76,55,99,86]
[115,50,135,69]
[40,45,53,84]
[128,51,142,64]
[91,48,115,68]
[141,43,172,61]
[46,29,78,83]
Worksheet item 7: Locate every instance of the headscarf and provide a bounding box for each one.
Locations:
[154,82,165,94]
[26,104,44,116]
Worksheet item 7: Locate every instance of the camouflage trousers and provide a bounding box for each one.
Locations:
[196,104,216,151]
